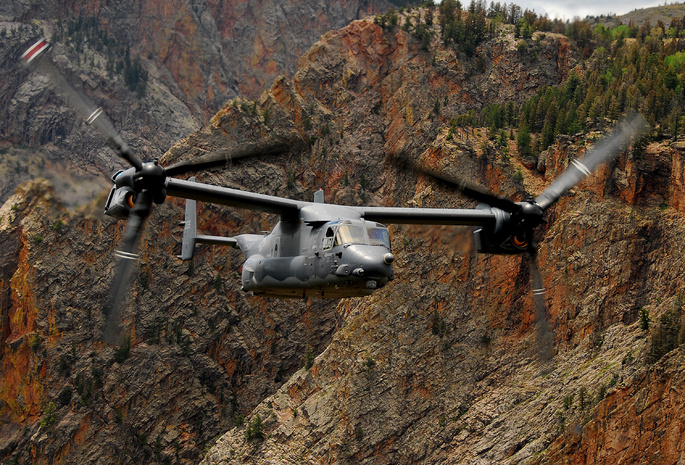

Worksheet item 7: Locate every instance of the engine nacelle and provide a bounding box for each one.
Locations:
[104,186,136,219]
[474,227,530,254]
[473,203,532,255]
[104,163,168,219]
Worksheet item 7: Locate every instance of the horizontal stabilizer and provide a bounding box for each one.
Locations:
[196,235,238,248]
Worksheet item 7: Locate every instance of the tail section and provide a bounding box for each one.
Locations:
[178,178,238,260]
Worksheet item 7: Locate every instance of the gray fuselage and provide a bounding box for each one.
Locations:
[237,217,394,298]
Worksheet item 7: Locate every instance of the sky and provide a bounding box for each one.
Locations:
[509,0,669,20]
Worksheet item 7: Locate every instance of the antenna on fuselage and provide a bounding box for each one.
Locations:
[314,189,324,203]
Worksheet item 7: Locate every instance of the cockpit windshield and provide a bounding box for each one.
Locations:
[335,225,367,246]
[367,227,391,248]
[332,223,391,249]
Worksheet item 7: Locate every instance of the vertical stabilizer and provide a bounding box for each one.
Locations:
[178,186,198,260]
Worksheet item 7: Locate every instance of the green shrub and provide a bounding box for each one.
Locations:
[245,414,264,440]
[640,308,650,330]
[28,333,42,352]
[114,335,131,363]
[40,402,58,428]
[647,303,684,364]
[58,386,73,406]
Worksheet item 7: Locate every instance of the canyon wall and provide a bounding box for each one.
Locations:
[2,6,685,465]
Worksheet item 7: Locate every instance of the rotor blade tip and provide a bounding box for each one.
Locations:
[21,38,50,64]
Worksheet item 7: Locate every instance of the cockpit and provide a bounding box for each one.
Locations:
[323,221,391,250]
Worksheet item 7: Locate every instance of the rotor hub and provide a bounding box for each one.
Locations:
[127,161,167,205]
[516,201,544,228]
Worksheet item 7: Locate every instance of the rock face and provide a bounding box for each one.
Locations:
[535,348,685,464]
[0,177,341,463]
[193,18,685,465]
[3,8,685,465]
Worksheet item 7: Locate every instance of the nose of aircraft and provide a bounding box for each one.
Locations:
[344,246,394,280]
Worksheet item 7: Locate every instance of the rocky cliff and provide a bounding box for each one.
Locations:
[3,6,685,465]
[0,176,341,463]
[192,18,685,465]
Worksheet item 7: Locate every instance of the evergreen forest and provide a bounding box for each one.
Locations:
[378,1,685,154]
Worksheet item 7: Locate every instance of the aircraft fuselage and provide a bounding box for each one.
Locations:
[236,218,395,298]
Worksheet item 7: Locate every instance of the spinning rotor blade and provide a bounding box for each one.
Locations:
[535,113,648,211]
[529,250,553,362]
[411,164,522,213]
[520,114,646,363]
[102,191,153,345]
[21,39,143,170]
[163,141,289,177]
[22,39,154,344]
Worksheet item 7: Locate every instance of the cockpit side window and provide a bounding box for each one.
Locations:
[323,227,335,250]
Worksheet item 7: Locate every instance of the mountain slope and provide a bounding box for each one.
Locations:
[3,4,685,465]
[0,0,394,202]
[613,4,685,27]
[193,14,685,465]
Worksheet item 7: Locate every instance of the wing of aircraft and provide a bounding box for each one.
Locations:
[359,206,496,226]
[165,177,304,221]
[165,177,498,227]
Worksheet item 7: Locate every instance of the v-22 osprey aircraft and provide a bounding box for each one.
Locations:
[106,170,500,299]
[23,38,648,306]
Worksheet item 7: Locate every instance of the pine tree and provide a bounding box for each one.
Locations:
[517,125,532,158]
[541,102,558,148]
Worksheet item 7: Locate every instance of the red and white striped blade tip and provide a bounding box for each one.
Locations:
[21,38,50,64]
